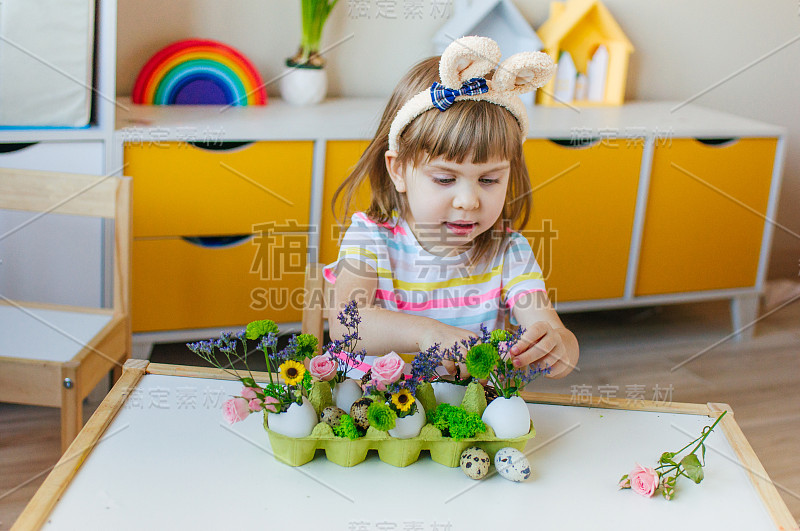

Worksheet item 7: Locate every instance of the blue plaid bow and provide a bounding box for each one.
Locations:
[430,77,489,111]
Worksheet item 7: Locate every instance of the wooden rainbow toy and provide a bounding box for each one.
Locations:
[132,39,267,105]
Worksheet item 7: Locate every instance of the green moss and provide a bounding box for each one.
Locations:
[415,382,437,414]
[332,414,363,440]
[460,381,487,416]
[309,381,333,415]
[427,403,486,440]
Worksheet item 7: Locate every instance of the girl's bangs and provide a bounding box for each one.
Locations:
[399,100,522,166]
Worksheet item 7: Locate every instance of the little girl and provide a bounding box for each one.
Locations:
[323,37,579,379]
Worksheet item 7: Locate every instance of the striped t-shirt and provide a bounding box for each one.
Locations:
[322,212,547,335]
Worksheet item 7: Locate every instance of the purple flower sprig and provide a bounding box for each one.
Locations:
[322,300,367,383]
[408,343,443,392]
[188,331,251,382]
[492,326,551,398]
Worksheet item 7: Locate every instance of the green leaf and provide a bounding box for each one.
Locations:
[241,377,257,388]
[681,454,704,484]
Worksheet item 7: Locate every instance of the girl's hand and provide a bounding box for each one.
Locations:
[508,321,579,379]
[420,324,477,378]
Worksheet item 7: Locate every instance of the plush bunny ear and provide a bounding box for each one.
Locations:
[439,36,502,89]
[492,51,556,95]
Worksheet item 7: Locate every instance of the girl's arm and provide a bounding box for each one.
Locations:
[327,258,477,354]
[508,290,579,379]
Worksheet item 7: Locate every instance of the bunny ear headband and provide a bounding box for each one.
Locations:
[388,36,556,152]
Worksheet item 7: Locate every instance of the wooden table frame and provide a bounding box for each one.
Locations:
[13,360,798,530]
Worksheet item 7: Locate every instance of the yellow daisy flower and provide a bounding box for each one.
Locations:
[280,360,305,385]
[391,389,415,412]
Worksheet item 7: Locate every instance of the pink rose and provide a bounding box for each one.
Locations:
[372,351,405,386]
[262,396,280,413]
[629,464,660,497]
[222,397,250,424]
[248,398,263,411]
[309,354,338,382]
[240,386,259,400]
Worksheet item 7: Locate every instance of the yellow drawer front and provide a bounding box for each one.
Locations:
[125,141,313,238]
[522,138,642,302]
[132,236,306,332]
[320,140,371,266]
[636,138,777,296]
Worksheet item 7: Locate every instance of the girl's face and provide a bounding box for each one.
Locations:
[385,151,510,256]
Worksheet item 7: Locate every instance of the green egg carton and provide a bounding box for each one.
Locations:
[262,381,535,467]
[264,417,534,467]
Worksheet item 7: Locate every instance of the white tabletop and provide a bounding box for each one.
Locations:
[43,373,775,530]
[0,306,111,362]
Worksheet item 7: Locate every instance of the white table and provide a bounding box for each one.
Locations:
[15,361,796,530]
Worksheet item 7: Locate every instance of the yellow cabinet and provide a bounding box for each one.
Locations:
[636,138,777,296]
[522,138,643,302]
[126,140,314,332]
[320,140,371,266]
[125,141,313,238]
[132,236,306,332]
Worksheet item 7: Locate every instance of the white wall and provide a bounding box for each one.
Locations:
[117,0,800,278]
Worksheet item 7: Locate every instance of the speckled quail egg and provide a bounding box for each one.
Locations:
[494,447,531,482]
[349,397,373,431]
[459,447,491,480]
[320,406,346,428]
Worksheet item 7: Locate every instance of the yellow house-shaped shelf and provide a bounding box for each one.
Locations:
[537,0,633,106]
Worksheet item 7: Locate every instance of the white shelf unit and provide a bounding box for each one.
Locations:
[0,0,118,308]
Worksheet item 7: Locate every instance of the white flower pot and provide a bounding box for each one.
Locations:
[481,396,531,439]
[388,401,425,439]
[332,378,363,413]
[267,397,318,438]
[279,65,327,106]
[432,381,467,406]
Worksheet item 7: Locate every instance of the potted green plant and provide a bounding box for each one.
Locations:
[280,0,339,106]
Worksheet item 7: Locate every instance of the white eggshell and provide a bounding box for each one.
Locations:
[494,447,531,482]
[432,381,468,406]
[388,401,426,439]
[332,378,363,413]
[267,397,319,438]
[481,396,531,439]
[460,446,491,480]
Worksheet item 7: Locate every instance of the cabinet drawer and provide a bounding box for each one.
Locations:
[522,138,642,302]
[636,137,777,296]
[320,140,370,265]
[125,141,313,238]
[132,235,306,332]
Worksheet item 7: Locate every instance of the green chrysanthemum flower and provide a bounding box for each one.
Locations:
[367,401,397,431]
[465,343,499,379]
[246,320,279,340]
[295,333,318,357]
[491,329,511,343]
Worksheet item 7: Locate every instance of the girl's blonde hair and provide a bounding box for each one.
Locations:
[332,56,533,271]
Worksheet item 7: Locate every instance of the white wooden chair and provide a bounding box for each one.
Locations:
[0,167,131,452]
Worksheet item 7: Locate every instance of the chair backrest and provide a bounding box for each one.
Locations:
[0,167,132,316]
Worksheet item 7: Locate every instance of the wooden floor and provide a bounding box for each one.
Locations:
[2,297,799,528]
